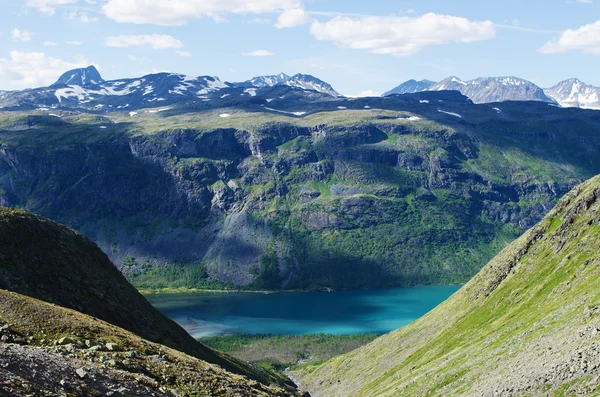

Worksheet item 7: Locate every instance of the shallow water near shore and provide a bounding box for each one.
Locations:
[147,286,460,338]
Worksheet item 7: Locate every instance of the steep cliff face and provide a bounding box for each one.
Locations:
[294,174,600,397]
[0,98,599,290]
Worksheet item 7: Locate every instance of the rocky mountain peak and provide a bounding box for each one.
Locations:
[53,65,104,87]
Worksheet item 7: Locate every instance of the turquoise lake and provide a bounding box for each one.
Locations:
[147,286,461,338]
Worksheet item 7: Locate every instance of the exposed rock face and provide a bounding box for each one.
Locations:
[294,174,600,397]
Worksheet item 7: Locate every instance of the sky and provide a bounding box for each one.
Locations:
[1,0,600,96]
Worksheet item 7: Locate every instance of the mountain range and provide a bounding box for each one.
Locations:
[545,78,600,110]
[1,66,599,111]
[0,66,340,111]
[384,76,600,109]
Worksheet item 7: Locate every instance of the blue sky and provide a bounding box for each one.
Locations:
[1,0,599,95]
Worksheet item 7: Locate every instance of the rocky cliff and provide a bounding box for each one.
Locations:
[0,92,599,290]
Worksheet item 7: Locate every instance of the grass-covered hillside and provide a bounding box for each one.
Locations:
[0,207,291,389]
[1,91,600,289]
[295,174,600,396]
[201,333,379,372]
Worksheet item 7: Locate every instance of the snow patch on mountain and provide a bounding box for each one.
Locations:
[438,109,462,118]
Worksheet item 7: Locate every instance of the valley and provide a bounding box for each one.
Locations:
[3,1,600,395]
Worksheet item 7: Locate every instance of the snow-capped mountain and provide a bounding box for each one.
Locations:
[0,67,233,110]
[544,79,600,110]
[236,73,341,97]
[0,66,343,111]
[384,76,555,104]
[53,65,105,87]
[383,79,436,96]
[246,73,290,88]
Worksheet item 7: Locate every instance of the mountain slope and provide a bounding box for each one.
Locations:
[53,65,105,87]
[0,289,295,396]
[0,207,291,388]
[384,76,555,104]
[545,78,600,110]
[295,174,600,396]
[1,93,600,291]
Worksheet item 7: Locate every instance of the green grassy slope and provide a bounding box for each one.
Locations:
[295,174,600,396]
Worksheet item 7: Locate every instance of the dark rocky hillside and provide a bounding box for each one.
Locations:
[0,207,291,388]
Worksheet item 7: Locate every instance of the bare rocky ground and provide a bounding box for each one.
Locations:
[1,342,170,396]
[0,290,299,397]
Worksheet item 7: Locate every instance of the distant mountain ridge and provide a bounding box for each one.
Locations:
[383,79,435,96]
[0,66,341,110]
[235,72,341,97]
[544,78,600,110]
[384,76,556,104]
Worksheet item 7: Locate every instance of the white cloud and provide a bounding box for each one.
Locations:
[43,41,58,46]
[310,13,496,56]
[275,8,311,28]
[65,41,82,45]
[11,29,34,42]
[0,51,90,90]
[347,90,380,97]
[105,34,183,49]
[26,0,78,15]
[176,50,192,57]
[102,0,303,25]
[66,11,100,23]
[247,17,271,24]
[242,49,274,56]
[540,20,600,54]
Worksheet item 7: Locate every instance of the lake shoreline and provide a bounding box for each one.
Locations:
[139,283,464,296]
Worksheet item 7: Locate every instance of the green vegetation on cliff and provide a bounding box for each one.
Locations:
[295,174,600,396]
